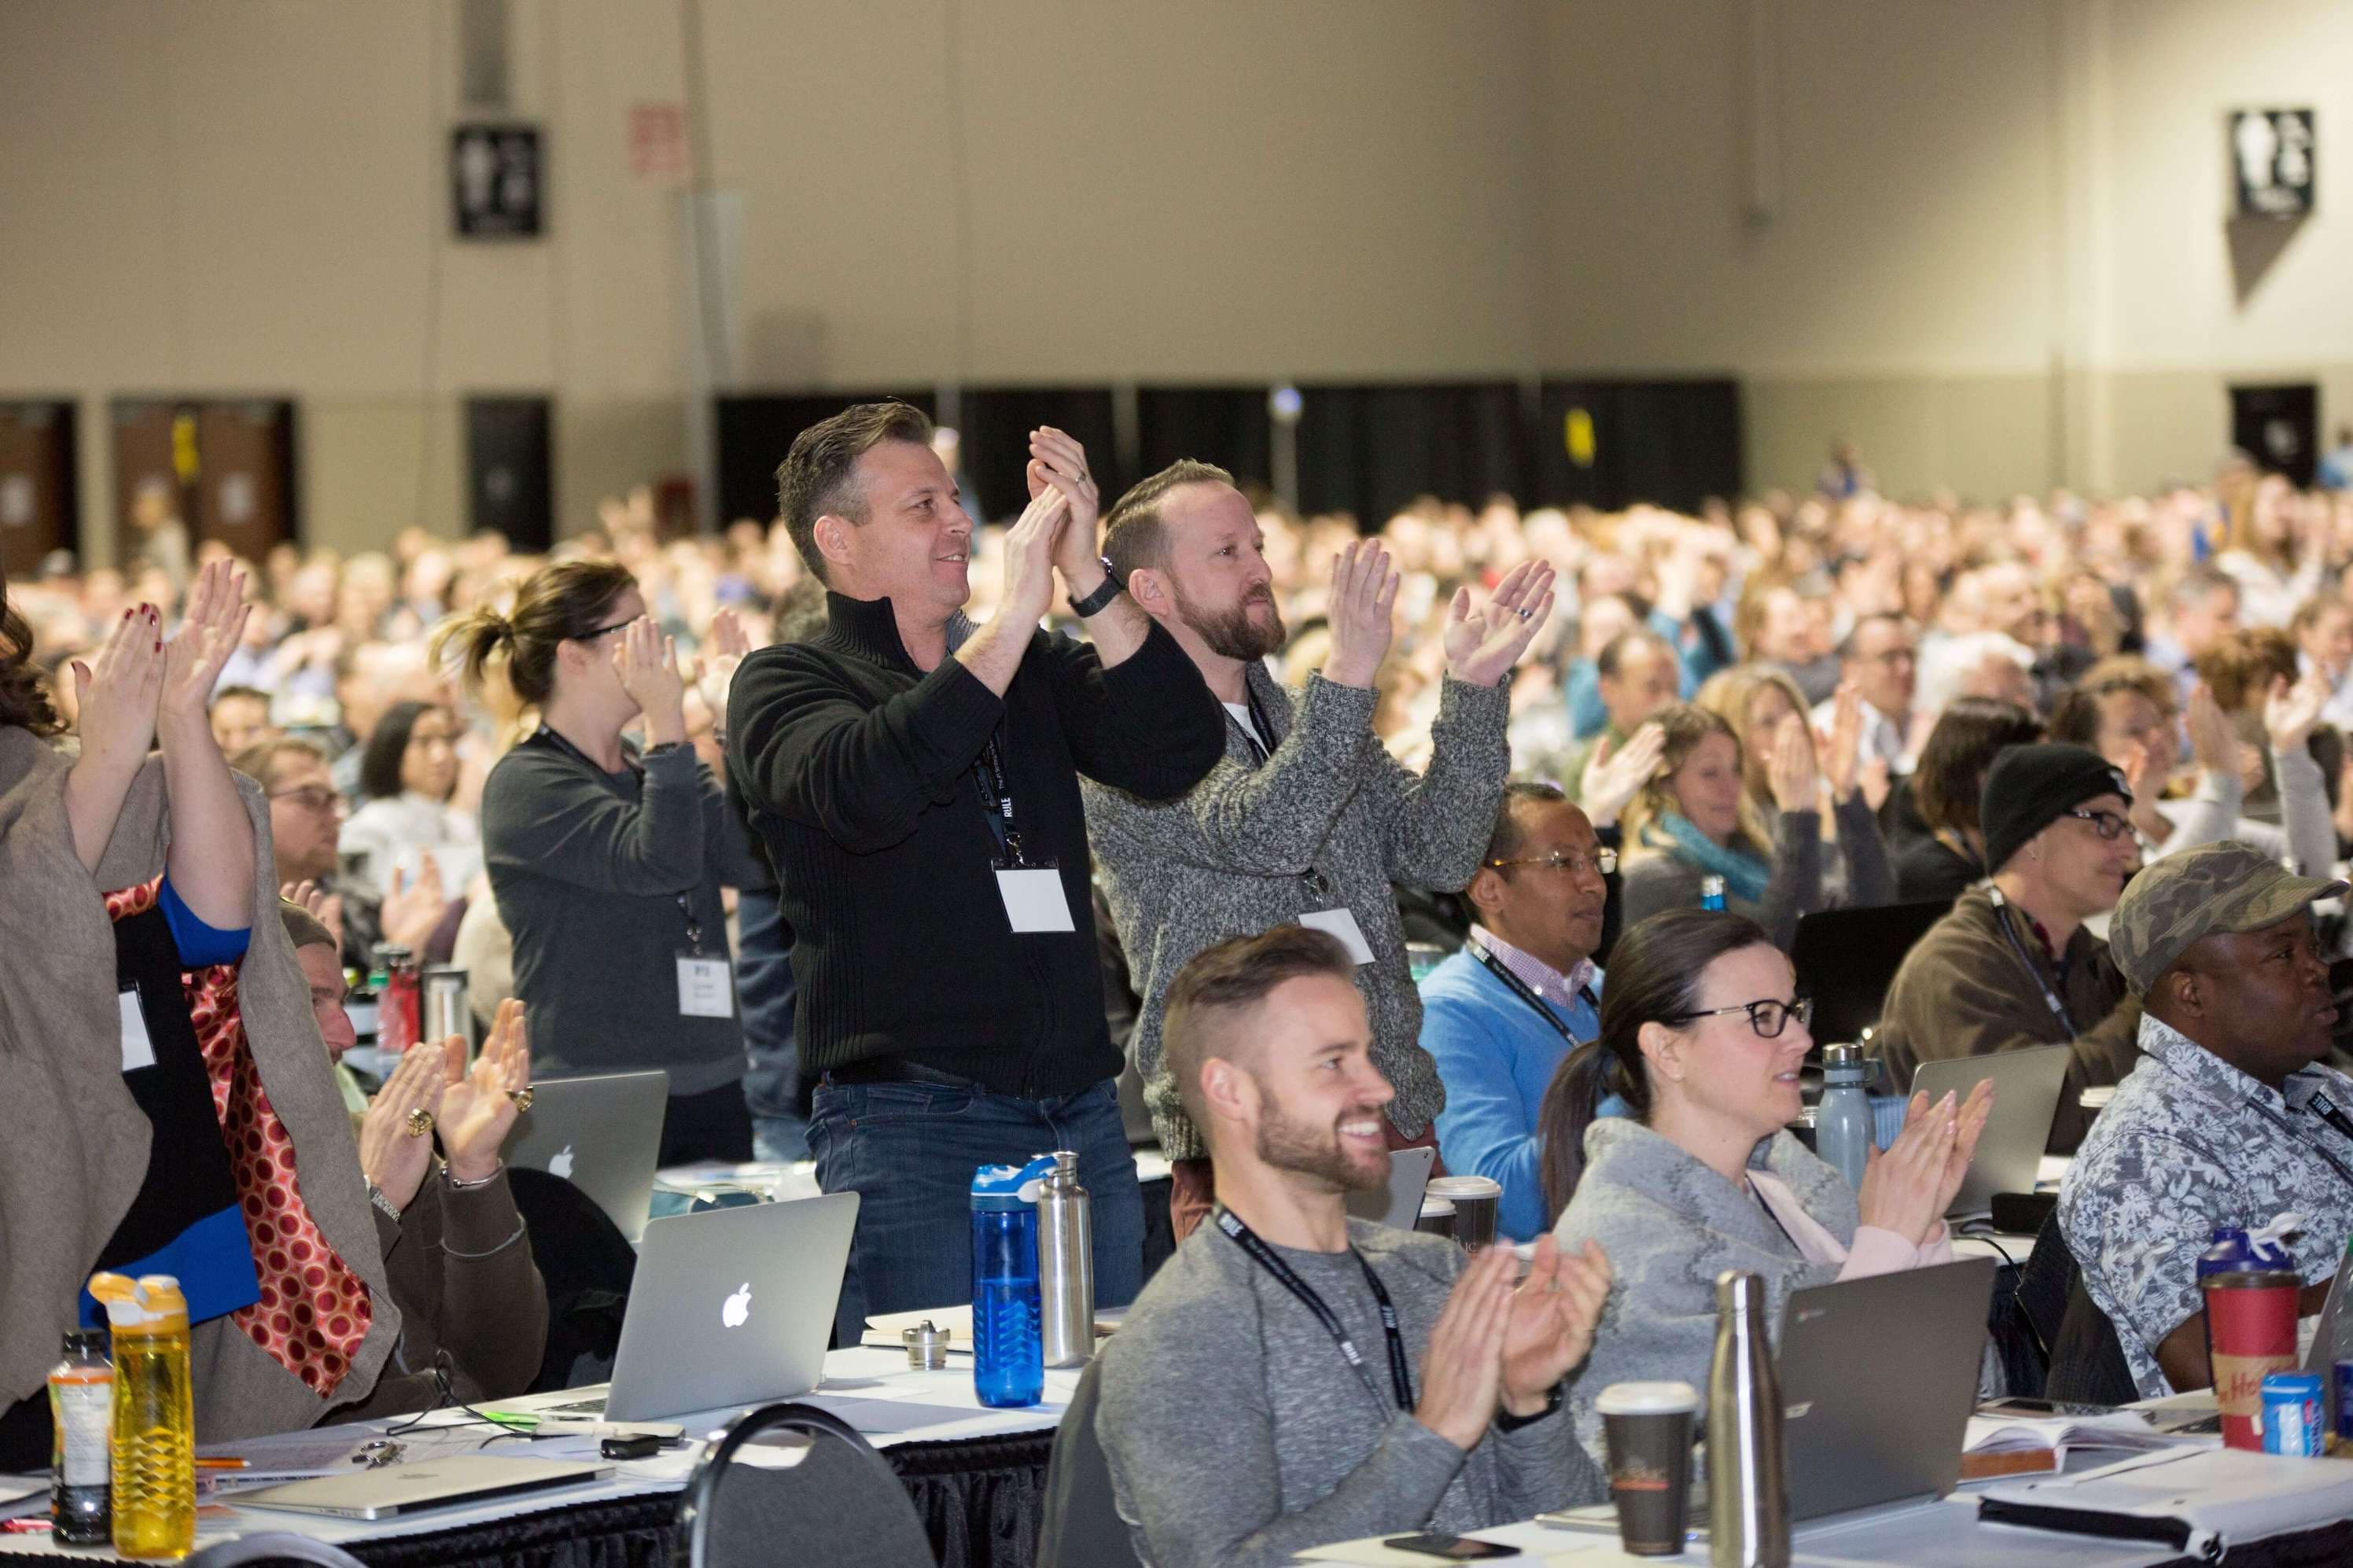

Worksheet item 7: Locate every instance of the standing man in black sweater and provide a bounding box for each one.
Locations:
[727,403,1224,1341]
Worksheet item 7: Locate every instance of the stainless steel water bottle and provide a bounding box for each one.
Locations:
[1037,1150,1095,1367]
[1707,1270,1789,1568]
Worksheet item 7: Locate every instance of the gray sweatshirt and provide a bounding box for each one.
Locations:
[1085,666,1508,1158]
[1096,1217,1602,1568]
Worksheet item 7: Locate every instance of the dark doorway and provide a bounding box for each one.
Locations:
[1536,380,1743,514]
[713,392,938,529]
[958,388,1121,525]
[112,398,297,565]
[0,400,79,576]
[466,396,554,551]
[1294,383,1529,523]
[2231,383,2319,488]
[1136,387,1273,496]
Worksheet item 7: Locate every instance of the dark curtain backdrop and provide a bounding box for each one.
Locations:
[957,388,1121,525]
[713,391,939,528]
[1536,378,1743,515]
[1136,386,1274,497]
[1294,382,1530,523]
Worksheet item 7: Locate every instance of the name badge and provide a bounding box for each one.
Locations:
[995,867,1075,934]
[1299,907,1376,966]
[676,955,735,1018]
[120,984,156,1073]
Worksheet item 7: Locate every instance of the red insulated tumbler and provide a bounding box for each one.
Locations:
[2202,1268,2301,1450]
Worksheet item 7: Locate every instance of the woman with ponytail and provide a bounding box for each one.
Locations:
[436,560,764,1164]
[1539,907,1991,1465]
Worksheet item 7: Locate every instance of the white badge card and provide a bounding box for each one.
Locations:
[119,984,156,1073]
[996,867,1076,934]
[1300,907,1377,966]
[676,955,735,1018]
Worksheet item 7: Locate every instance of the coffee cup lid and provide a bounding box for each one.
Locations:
[1426,1175,1504,1200]
[1418,1197,1456,1216]
[1596,1381,1700,1416]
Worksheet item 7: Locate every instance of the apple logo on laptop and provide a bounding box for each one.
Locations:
[549,1145,575,1180]
[721,1283,753,1329]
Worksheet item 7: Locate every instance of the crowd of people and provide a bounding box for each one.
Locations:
[8,413,2353,1562]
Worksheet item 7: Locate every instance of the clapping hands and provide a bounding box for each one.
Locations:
[1441,561,1556,688]
[1415,1235,1612,1452]
[1580,722,1666,830]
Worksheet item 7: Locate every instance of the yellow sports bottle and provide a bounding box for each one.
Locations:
[87,1273,194,1559]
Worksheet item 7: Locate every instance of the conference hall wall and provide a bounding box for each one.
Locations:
[3,0,2350,559]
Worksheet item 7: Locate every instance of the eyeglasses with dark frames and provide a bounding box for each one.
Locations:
[1663,996,1812,1039]
[1485,848,1618,877]
[2063,807,2132,841]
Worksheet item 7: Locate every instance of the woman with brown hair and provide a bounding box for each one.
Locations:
[0,558,399,1467]
[1618,695,1892,951]
[1897,698,2045,903]
[435,559,761,1164]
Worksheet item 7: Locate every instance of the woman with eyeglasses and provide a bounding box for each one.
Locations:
[1538,907,1991,1466]
[436,561,764,1164]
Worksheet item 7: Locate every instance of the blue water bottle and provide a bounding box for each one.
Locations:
[1814,1043,1873,1192]
[1699,874,1727,912]
[970,1156,1054,1409]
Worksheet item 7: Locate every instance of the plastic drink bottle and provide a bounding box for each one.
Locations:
[970,1156,1053,1408]
[47,1328,112,1546]
[88,1274,193,1559]
[1700,875,1727,912]
[1813,1043,1873,1191]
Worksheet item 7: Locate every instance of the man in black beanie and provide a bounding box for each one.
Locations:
[1874,742,2145,1152]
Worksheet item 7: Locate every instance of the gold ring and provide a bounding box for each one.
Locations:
[507,1088,536,1112]
[405,1107,434,1138]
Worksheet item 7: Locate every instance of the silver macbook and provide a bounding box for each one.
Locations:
[234,1456,613,1521]
[1345,1147,1437,1231]
[501,1069,668,1242]
[1909,1045,2071,1217]
[539,1192,860,1422]
[1777,1257,1996,1522]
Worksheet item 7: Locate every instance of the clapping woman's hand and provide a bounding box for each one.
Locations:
[436,999,532,1183]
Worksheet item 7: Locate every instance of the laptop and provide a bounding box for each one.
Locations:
[1344,1147,1438,1231]
[501,1069,668,1242]
[1791,900,1953,1046]
[1909,1046,2071,1218]
[1776,1257,1998,1522]
[532,1193,859,1422]
[233,1456,613,1521]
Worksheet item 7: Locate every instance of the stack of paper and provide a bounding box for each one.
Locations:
[1965,1409,2206,1465]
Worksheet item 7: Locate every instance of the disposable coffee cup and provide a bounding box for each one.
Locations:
[1424,1175,1503,1250]
[1596,1381,1699,1556]
[1415,1196,1456,1239]
[2201,1268,2301,1451]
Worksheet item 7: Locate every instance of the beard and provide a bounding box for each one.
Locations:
[1173,580,1285,663]
[1254,1094,1390,1194]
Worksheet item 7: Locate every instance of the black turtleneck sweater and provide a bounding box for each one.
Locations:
[726,593,1224,1099]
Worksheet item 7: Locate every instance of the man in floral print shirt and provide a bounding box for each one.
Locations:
[2061,841,2353,1397]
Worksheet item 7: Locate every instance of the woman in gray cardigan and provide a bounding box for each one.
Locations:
[1539,909,1991,1463]
[1617,699,1894,951]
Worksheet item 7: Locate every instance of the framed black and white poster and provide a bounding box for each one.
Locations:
[451,123,543,238]
[2230,109,2314,219]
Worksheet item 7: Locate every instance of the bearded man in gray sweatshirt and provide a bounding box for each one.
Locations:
[1095,926,1611,1567]
[1083,461,1555,1239]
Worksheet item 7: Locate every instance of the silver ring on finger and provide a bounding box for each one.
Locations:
[1515,607,1534,621]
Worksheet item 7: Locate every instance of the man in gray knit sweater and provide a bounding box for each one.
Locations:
[1084,461,1554,1237]
[1096,927,1611,1567]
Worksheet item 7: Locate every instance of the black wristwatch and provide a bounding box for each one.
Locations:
[1070,561,1121,618]
[1495,1383,1563,1433]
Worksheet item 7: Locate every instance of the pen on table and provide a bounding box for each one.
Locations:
[194,1456,249,1470]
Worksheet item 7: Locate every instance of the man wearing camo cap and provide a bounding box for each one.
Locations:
[2059,839,2353,1397]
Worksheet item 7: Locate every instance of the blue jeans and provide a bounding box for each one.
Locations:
[736,888,810,1161]
[808,1077,1143,1347]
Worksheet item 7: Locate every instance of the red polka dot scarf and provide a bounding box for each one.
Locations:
[107,880,373,1396]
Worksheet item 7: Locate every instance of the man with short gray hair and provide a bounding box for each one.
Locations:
[2060,840,2353,1397]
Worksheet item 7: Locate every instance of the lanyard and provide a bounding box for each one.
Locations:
[534,724,705,955]
[1464,940,1597,1046]
[1986,886,2075,1033]
[1215,1207,1414,1415]
[971,728,1026,866]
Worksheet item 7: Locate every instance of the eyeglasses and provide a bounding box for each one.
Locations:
[1664,996,1813,1039]
[578,617,636,642]
[1486,848,1618,877]
[267,785,344,815]
[2063,808,2132,841]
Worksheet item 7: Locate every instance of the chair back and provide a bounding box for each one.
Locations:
[186,1533,369,1568]
[676,1402,936,1568]
[2027,1211,2141,1405]
[1037,1359,1140,1568]
[506,1165,637,1392]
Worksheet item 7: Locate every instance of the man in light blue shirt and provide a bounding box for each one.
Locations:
[1420,783,1609,1239]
